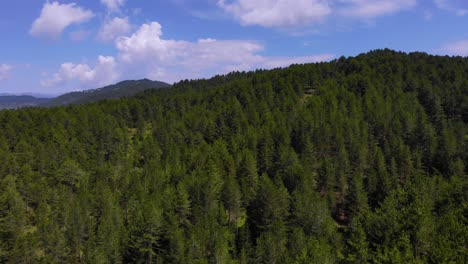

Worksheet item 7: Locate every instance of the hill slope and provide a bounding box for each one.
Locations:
[0,95,50,110]
[0,50,466,263]
[42,79,170,106]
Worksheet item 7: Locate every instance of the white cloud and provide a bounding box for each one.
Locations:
[44,22,334,88]
[42,56,118,88]
[218,0,331,27]
[434,0,468,16]
[98,17,131,42]
[30,1,94,39]
[101,0,126,12]
[336,0,417,18]
[115,22,189,64]
[0,64,12,80]
[115,22,333,80]
[115,23,266,70]
[218,0,418,27]
[437,40,468,56]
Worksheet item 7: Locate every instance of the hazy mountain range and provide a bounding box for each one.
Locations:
[0,79,170,110]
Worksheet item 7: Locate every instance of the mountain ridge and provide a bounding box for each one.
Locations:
[42,78,170,107]
[0,78,171,109]
[0,95,50,110]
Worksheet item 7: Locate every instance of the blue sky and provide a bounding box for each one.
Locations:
[0,0,467,95]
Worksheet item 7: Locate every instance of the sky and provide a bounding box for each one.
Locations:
[0,0,467,96]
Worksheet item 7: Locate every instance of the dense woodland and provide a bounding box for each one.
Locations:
[0,49,466,263]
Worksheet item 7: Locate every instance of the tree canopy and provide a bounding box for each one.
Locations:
[0,49,466,263]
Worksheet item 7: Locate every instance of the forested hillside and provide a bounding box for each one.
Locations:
[42,79,170,107]
[0,79,170,110]
[0,49,466,263]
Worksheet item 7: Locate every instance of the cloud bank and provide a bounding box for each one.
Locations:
[218,0,418,28]
[43,22,334,89]
[42,56,118,88]
[336,0,417,18]
[218,0,331,27]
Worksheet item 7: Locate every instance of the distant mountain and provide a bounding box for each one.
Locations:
[42,79,171,107]
[0,79,170,110]
[0,95,50,110]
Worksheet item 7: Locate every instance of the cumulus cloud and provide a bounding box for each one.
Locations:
[116,22,189,64]
[437,40,468,56]
[434,0,468,16]
[218,0,418,27]
[0,64,12,80]
[101,0,126,12]
[30,1,94,39]
[98,17,131,42]
[42,56,118,88]
[113,23,237,80]
[44,22,334,88]
[218,0,331,27]
[115,23,265,69]
[336,0,417,18]
[115,22,333,80]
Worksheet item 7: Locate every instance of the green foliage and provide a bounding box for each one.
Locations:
[0,49,467,263]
